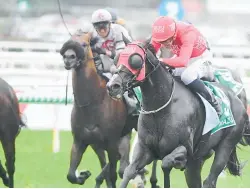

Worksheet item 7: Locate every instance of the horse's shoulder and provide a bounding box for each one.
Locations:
[172,77,206,108]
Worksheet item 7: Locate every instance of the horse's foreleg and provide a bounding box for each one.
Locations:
[118,133,131,179]
[2,137,16,188]
[161,145,187,188]
[107,146,119,188]
[92,146,112,188]
[184,158,204,188]
[150,160,159,188]
[120,142,153,188]
[67,138,90,185]
[161,167,172,188]
[184,149,213,188]
[0,159,8,187]
[130,132,149,186]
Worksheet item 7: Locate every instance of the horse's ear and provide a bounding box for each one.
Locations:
[86,32,92,43]
[146,48,158,66]
[143,36,152,49]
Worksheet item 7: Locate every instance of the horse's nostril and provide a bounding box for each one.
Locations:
[112,84,121,90]
[64,61,70,66]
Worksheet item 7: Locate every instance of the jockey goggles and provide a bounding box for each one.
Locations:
[93,21,110,31]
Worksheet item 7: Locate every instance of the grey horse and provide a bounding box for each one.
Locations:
[106,41,249,188]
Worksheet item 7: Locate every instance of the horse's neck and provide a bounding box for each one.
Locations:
[140,65,173,110]
[72,65,106,107]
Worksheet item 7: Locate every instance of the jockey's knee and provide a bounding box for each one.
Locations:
[181,69,199,85]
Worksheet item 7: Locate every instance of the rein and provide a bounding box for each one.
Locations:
[57,0,104,109]
[139,81,175,114]
[73,43,106,109]
[118,53,175,115]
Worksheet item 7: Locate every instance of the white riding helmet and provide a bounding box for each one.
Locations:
[91,9,112,24]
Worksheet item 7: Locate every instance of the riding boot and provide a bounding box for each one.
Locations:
[123,91,138,115]
[187,79,222,118]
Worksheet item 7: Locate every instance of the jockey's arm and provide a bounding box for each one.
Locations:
[106,29,132,59]
[104,40,125,59]
[151,40,162,54]
[159,47,175,58]
[160,31,196,68]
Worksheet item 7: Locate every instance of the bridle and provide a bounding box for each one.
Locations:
[115,44,175,115]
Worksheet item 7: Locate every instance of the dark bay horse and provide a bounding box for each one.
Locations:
[59,33,138,187]
[0,78,25,188]
[106,41,250,188]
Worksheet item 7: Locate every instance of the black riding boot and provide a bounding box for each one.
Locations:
[187,79,222,117]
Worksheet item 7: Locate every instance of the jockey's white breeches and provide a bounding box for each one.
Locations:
[172,50,214,85]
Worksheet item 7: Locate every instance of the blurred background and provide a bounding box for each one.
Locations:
[0,0,250,187]
[0,0,250,45]
[1,0,250,44]
[0,0,249,110]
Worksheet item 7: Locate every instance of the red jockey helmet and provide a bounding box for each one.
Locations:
[152,16,176,42]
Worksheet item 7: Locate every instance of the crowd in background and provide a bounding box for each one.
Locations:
[0,0,250,46]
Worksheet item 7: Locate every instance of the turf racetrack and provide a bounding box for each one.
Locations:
[0,130,249,188]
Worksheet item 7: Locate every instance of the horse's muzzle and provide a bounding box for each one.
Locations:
[107,82,123,99]
[64,60,76,70]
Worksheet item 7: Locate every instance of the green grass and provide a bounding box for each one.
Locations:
[0,130,249,188]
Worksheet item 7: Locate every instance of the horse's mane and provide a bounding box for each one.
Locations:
[142,37,175,76]
[144,38,156,56]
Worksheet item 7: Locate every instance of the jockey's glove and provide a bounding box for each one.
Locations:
[92,47,116,59]
[92,47,106,55]
[159,58,175,70]
[90,37,99,47]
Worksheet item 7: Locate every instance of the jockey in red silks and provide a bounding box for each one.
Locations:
[150,16,222,117]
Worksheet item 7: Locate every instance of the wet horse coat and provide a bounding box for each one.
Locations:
[0,78,25,188]
[60,33,138,187]
[107,41,249,188]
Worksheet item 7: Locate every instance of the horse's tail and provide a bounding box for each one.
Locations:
[226,147,241,176]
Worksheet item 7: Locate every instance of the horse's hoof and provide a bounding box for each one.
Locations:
[80,170,91,177]
[140,168,149,175]
[2,177,9,187]
[180,166,186,171]
[151,184,160,188]
[137,183,145,188]
[78,170,91,184]
[152,186,160,188]
[67,174,78,184]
